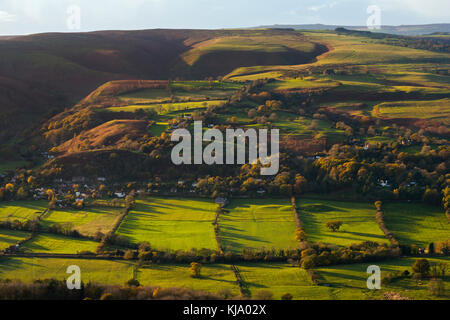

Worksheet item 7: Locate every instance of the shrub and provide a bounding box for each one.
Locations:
[281,293,293,300]
[190,262,202,278]
[253,290,273,300]
[412,258,430,277]
[325,221,343,232]
[126,279,140,287]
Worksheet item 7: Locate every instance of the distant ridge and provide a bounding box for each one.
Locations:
[255,23,450,36]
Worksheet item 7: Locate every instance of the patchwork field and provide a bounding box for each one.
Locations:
[0,201,48,223]
[317,257,450,300]
[137,264,239,296]
[383,203,449,247]
[219,198,297,252]
[117,197,217,250]
[0,257,135,284]
[22,233,99,254]
[0,229,30,250]
[40,207,123,237]
[296,199,389,246]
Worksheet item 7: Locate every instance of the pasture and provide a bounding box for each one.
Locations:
[0,257,135,284]
[264,78,339,91]
[22,233,99,254]
[317,257,450,300]
[235,263,332,300]
[296,199,389,246]
[0,229,30,250]
[372,99,450,124]
[117,197,217,250]
[181,35,317,67]
[137,264,239,296]
[383,202,449,247]
[40,207,123,237]
[107,100,227,114]
[0,201,48,223]
[218,198,297,252]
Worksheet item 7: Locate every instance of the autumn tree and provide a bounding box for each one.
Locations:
[189,262,202,278]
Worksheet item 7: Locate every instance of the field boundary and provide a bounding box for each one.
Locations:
[374,202,399,247]
[213,204,223,253]
[292,197,309,248]
[0,252,124,260]
[230,265,249,298]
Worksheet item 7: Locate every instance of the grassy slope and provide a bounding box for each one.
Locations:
[317,257,450,300]
[372,99,450,124]
[383,203,449,247]
[117,197,217,250]
[40,207,123,237]
[236,262,330,299]
[108,100,227,114]
[225,30,450,78]
[137,264,239,295]
[219,198,297,252]
[0,229,30,250]
[22,233,99,254]
[0,257,134,284]
[296,199,389,246]
[0,201,48,222]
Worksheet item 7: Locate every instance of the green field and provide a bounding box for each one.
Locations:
[264,78,339,91]
[235,263,332,299]
[137,264,239,296]
[117,197,217,250]
[40,207,123,237]
[317,257,450,300]
[118,82,238,105]
[0,257,135,284]
[296,199,389,246]
[0,201,48,222]
[304,31,450,66]
[372,99,450,124]
[107,100,226,114]
[181,34,317,66]
[219,198,297,252]
[383,203,449,247]
[22,233,99,254]
[0,229,30,250]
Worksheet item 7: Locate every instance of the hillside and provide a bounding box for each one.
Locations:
[0,28,324,149]
[258,23,450,36]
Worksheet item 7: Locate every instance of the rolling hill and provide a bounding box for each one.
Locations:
[0,28,325,149]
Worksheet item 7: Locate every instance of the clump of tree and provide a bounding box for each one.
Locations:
[412,258,431,279]
[325,221,343,232]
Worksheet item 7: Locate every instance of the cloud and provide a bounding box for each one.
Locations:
[308,1,341,12]
[0,10,16,22]
[308,5,327,12]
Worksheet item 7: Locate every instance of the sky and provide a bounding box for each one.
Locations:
[0,0,449,35]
